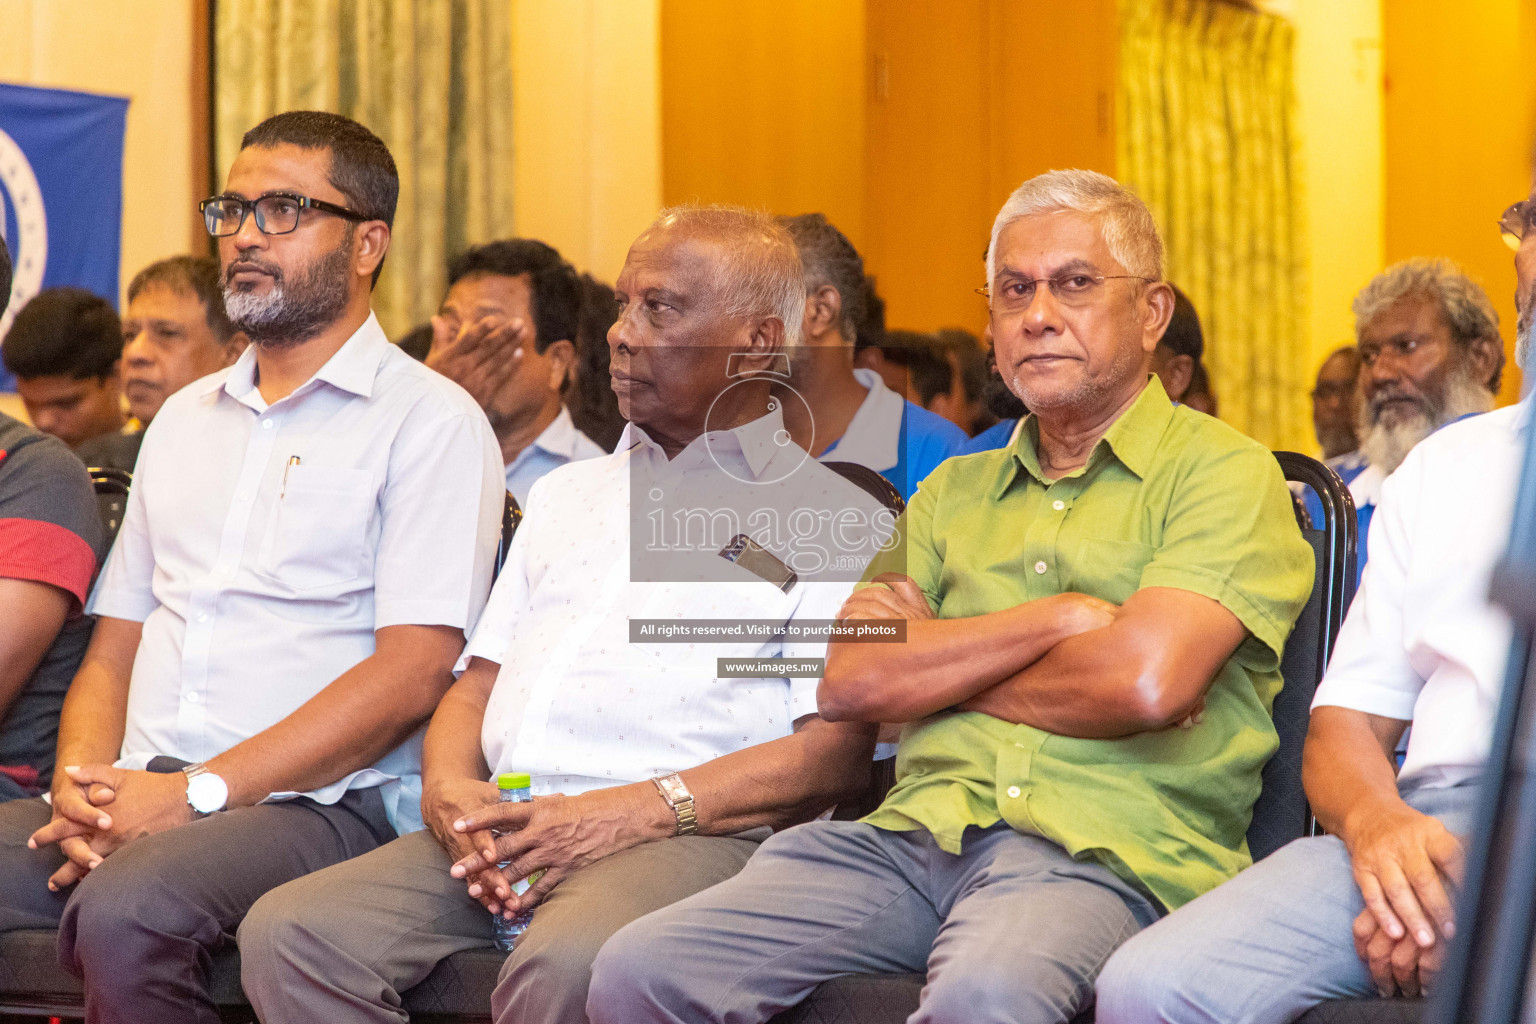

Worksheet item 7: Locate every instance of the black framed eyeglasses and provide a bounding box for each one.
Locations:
[200,192,367,238]
[1498,200,1536,251]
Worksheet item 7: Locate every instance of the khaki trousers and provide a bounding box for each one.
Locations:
[239,824,763,1024]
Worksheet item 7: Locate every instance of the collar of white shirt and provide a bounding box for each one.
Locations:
[204,312,390,409]
[528,405,590,460]
[819,367,903,473]
[617,401,793,481]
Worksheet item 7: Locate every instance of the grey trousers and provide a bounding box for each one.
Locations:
[586,819,1159,1024]
[238,825,764,1024]
[1095,783,1481,1024]
[0,789,393,1024]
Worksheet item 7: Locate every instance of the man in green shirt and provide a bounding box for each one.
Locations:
[587,169,1314,1024]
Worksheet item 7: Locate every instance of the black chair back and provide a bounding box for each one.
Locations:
[87,466,132,547]
[1246,452,1358,861]
[820,461,906,516]
[818,462,904,821]
[494,491,523,580]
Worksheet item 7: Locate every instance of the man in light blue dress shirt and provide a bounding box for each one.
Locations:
[426,240,607,506]
[0,112,504,1024]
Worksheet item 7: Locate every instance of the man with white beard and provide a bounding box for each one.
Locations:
[1342,259,1504,575]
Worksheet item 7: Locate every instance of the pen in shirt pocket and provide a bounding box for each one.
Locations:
[281,455,301,499]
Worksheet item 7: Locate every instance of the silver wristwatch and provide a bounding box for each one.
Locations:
[182,763,230,817]
[652,772,698,836]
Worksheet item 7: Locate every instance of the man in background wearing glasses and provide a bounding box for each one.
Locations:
[588,170,1314,1024]
[0,110,503,1024]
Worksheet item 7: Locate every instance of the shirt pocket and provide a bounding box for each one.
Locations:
[257,466,375,593]
[1069,539,1154,604]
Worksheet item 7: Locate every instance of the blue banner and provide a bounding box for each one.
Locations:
[0,82,129,391]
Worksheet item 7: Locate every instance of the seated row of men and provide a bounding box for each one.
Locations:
[0,109,1525,1024]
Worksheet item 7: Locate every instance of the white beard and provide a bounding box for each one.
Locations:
[224,285,289,328]
[1358,368,1494,475]
[1516,297,1532,374]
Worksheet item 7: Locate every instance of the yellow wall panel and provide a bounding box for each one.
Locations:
[0,0,203,303]
[660,0,866,245]
[513,0,662,282]
[1291,0,1384,381]
[1383,0,1530,403]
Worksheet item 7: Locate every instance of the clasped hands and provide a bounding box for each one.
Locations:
[29,765,194,891]
[1345,801,1466,998]
[424,778,666,920]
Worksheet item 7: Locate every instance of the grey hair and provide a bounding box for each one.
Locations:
[653,204,806,347]
[985,169,1164,285]
[1352,258,1505,392]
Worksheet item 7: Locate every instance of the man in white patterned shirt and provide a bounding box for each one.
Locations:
[241,205,892,1024]
[0,112,504,1024]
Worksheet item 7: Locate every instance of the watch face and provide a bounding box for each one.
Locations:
[186,772,228,813]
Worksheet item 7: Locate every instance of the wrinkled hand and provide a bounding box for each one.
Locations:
[426,314,526,419]
[1344,801,1464,952]
[837,573,935,623]
[1354,907,1446,997]
[31,765,189,890]
[448,784,670,917]
[422,777,509,914]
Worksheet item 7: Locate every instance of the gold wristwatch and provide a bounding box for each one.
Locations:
[652,772,698,836]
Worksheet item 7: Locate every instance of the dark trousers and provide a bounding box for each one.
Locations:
[0,789,394,1024]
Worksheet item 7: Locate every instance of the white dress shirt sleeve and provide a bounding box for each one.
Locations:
[86,434,158,622]
[1311,447,1424,721]
[784,579,858,720]
[373,409,503,631]
[456,519,532,674]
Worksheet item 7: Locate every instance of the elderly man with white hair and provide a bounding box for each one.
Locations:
[237,205,891,1024]
[585,169,1314,1024]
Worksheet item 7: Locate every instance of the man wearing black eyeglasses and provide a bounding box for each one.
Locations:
[0,111,504,1024]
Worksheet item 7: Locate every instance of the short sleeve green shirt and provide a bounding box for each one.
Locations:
[861,377,1314,911]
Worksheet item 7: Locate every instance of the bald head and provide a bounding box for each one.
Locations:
[609,205,805,455]
[635,206,806,347]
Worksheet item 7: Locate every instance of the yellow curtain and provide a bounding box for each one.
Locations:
[1118,0,1307,451]
[214,0,515,338]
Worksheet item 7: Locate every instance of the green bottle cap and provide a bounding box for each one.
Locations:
[497,772,532,790]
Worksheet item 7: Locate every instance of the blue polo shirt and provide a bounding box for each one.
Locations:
[960,417,1020,455]
[818,368,968,501]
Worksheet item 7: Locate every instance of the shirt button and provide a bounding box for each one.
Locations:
[197,612,208,623]
[1052,500,1065,511]
[263,420,274,430]
[1006,785,1022,799]
[1033,561,1047,574]
[186,692,200,704]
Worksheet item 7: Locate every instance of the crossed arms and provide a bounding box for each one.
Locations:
[819,573,1246,739]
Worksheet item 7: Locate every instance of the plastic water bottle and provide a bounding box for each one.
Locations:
[491,772,538,951]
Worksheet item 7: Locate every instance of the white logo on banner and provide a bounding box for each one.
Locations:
[0,127,48,342]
